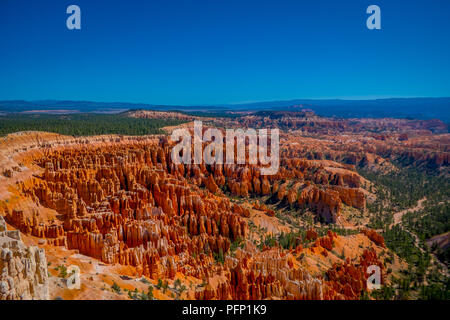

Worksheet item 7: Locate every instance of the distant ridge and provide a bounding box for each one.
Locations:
[0,97,449,122]
[228,97,450,122]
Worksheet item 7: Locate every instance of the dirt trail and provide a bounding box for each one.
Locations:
[391,198,426,228]
[390,198,449,277]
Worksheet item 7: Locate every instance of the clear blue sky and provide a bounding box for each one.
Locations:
[1,0,449,105]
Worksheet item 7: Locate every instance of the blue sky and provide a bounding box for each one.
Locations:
[1,0,449,105]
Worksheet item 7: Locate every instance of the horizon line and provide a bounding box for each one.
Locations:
[1,96,450,107]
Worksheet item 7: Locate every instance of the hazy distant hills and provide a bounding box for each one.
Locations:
[231,98,450,122]
[0,98,449,122]
[0,100,152,114]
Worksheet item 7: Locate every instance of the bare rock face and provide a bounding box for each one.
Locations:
[0,216,49,300]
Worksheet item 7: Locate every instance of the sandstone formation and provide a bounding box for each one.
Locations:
[0,216,49,300]
[360,229,386,248]
[325,248,384,300]
[2,137,384,300]
[196,245,323,300]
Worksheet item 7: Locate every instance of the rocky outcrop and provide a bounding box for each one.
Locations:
[0,216,49,300]
[297,186,341,223]
[331,186,366,210]
[360,229,385,248]
[324,248,384,300]
[314,230,337,252]
[195,246,324,300]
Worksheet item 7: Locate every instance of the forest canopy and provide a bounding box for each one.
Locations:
[0,113,185,136]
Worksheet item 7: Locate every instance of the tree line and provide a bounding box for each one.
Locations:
[0,113,186,136]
